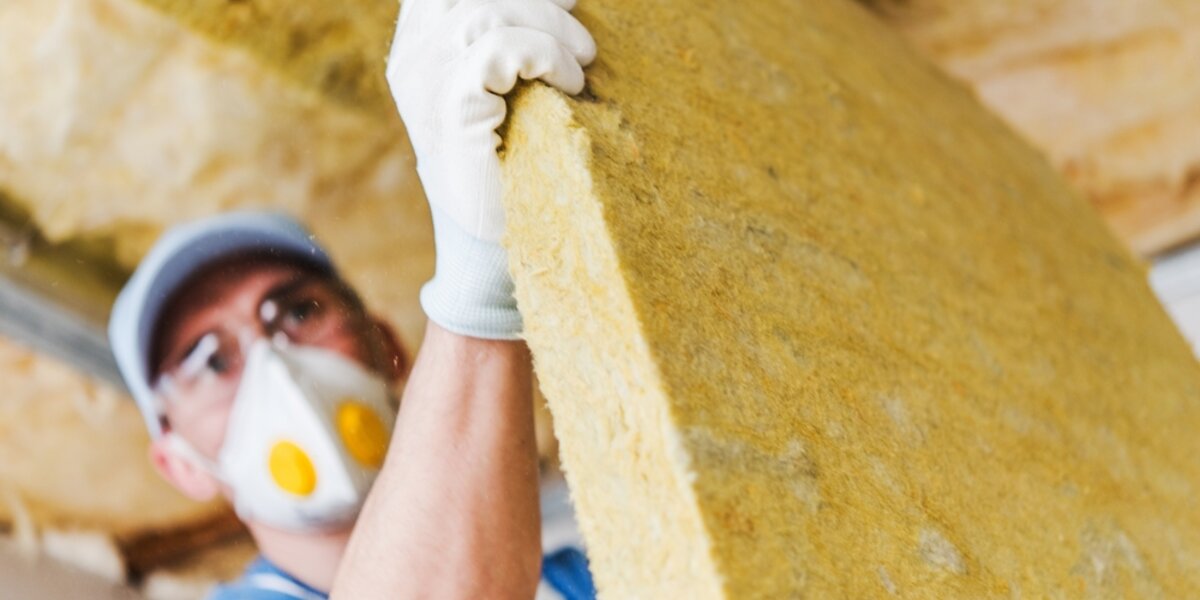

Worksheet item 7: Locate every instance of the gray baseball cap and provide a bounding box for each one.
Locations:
[108,212,334,437]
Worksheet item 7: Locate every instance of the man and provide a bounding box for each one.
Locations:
[108,0,597,597]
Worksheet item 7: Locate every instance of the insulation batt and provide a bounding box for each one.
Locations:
[0,337,218,534]
[500,0,1200,597]
[0,0,433,345]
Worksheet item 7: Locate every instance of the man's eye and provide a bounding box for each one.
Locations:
[286,299,321,323]
[207,352,230,374]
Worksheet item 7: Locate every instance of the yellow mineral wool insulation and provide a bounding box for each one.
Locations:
[0,337,223,535]
[861,0,1200,255]
[134,0,399,117]
[501,0,1200,598]
[0,0,433,347]
[0,0,390,241]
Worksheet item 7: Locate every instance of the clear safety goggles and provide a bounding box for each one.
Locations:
[152,274,372,414]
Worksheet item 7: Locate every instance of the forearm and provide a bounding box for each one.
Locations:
[332,322,541,599]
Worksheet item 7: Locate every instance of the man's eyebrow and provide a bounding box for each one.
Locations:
[258,275,324,322]
[261,275,318,303]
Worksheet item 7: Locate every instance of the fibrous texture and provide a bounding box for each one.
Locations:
[501,0,1200,597]
[0,0,432,341]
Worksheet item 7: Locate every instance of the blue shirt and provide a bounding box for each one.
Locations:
[208,552,596,600]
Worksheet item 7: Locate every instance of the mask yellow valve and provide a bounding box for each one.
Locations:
[336,400,390,468]
[269,440,318,496]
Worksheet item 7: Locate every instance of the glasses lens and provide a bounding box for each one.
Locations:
[155,330,244,408]
[261,277,363,346]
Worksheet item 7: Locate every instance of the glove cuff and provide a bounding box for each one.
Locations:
[420,206,522,340]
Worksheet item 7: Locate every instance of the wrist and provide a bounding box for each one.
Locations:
[420,206,522,340]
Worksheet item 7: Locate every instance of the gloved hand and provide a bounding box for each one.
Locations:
[386,0,596,340]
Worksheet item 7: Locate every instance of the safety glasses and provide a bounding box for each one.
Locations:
[152,274,371,414]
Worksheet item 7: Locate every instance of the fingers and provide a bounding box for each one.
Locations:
[456,87,510,142]
[451,0,595,66]
[461,27,587,97]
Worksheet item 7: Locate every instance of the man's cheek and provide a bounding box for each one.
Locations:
[178,403,235,459]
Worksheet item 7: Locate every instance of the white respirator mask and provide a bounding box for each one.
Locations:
[166,339,396,532]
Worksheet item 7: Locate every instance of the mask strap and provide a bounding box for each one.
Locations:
[162,433,226,482]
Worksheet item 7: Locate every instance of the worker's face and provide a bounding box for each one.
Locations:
[147,255,407,500]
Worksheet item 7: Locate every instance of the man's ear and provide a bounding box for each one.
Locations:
[370,317,410,383]
[149,436,221,502]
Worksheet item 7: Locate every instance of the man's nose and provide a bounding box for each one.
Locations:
[222,317,274,359]
[232,323,293,356]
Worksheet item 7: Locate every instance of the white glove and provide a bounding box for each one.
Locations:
[386,0,596,340]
